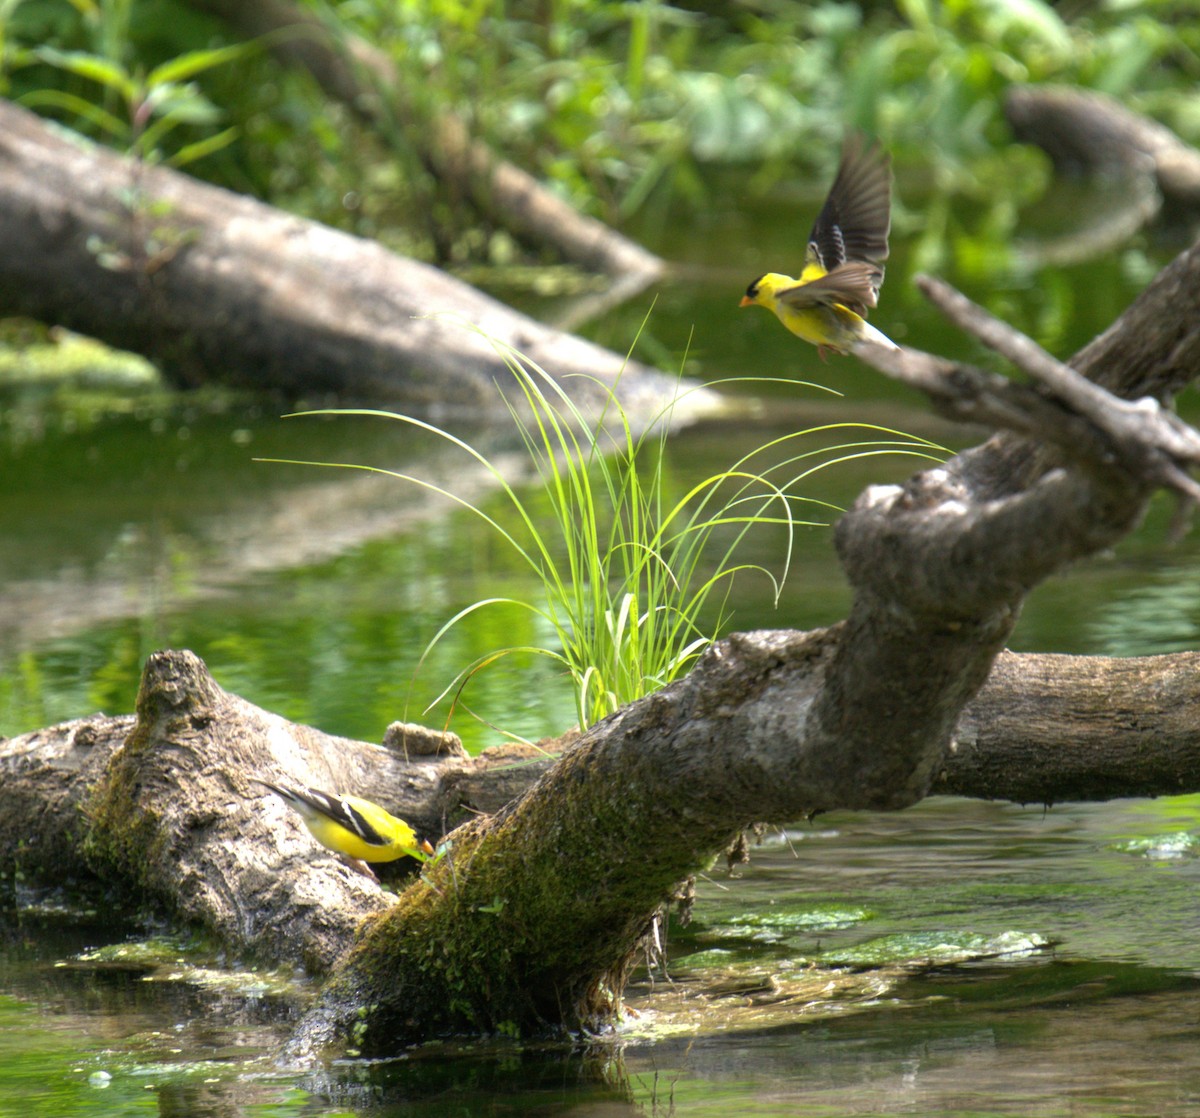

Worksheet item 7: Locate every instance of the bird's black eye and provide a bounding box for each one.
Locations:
[745,275,765,299]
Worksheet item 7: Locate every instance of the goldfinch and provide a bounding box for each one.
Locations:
[256,780,433,881]
[740,132,899,359]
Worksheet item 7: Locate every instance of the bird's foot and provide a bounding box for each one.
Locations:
[339,855,379,882]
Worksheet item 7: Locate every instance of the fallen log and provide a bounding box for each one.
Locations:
[1006,84,1200,210]
[5,633,1200,978]
[7,101,1200,1057]
[0,100,697,421]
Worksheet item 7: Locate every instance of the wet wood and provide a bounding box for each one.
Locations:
[943,651,1200,804]
[5,100,1200,1054]
[0,652,564,972]
[6,637,1200,982]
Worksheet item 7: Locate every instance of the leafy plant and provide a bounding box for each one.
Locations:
[261,323,945,737]
[6,0,1196,259]
[8,0,250,168]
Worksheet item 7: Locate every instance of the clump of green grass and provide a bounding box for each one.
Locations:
[264,326,945,737]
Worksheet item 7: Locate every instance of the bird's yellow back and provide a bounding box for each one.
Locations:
[259,780,427,866]
[302,794,421,863]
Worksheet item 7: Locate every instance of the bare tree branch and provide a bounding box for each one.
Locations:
[860,278,1200,504]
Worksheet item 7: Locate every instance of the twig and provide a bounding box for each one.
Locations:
[855,277,1200,505]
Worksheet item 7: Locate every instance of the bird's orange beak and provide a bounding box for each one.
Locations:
[738,295,754,308]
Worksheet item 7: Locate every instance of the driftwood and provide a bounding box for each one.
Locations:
[5,245,1200,1054]
[0,100,691,418]
[1006,84,1200,206]
[1004,85,1200,265]
[185,0,664,286]
[256,223,1200,1054]
[5,634,1200,977]
[0,657,558,973]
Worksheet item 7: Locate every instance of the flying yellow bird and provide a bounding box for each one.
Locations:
[740,132,899,360]
[256,780,433,881]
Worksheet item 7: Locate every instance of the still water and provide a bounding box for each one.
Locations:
[4,795,1200,1116]
[3,171,1200,1115]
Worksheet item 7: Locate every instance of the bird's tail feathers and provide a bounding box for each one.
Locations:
[854,321,900,351]
[250,777,296,802]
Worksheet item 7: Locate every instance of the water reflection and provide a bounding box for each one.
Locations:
[619,972,1200,1117]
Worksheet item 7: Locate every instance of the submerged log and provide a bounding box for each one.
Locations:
[1003,87,1200,265]
[0,100,694,420]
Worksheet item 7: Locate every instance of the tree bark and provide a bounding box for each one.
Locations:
[1003,85,1200,265]
[0,660,561,974]
[5,232,1200,1051]
[7,644,1199,911]
[285,218,1200,1052]
[185,0,664,284]
[0,100,691,419]
[941,650,1200,804]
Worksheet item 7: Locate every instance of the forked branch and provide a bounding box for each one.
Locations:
[858,275,1200,504]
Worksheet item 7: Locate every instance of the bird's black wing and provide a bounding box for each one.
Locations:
[777,262,884,317]
[806,132,892,287]
[259,780,389,846]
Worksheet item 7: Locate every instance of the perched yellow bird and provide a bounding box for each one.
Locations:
[256,780,433,881]
[740,132,899,359]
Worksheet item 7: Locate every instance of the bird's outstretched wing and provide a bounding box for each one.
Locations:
[806,132,892,296]
[776,261,884,318]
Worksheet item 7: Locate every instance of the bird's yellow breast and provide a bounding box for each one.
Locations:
[748,271,865,350]
[774,301,864,349]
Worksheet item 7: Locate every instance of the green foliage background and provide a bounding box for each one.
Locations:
[1,0,1197,263]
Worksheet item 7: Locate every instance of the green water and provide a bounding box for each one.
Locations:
[3,169,1200,1114]
[5,795,1200,1115]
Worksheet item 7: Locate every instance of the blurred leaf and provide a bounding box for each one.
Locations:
[142,81,223,124]
[166,124,239,168]
[145,43,249,89]
[32,45,134,98]
[979,0,1072,55]
[17,87,127,137]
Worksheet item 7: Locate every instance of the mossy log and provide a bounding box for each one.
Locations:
[7,640,1200,919]
[6,244,1200,1052]
[290,214,1200,1053]
[5,101,1200,1058]
[7,634,1200,1047]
